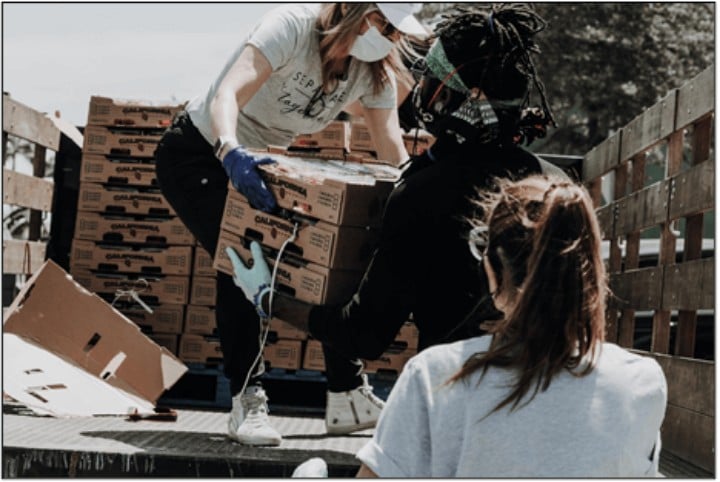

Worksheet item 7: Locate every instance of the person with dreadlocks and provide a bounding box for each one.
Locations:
[227,2,568,431]
[353,175,667,477]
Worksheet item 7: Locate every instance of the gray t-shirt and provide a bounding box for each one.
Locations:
[186,4,396,149]
[357,336,667,477]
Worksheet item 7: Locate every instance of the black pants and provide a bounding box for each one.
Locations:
[154,112,362,394]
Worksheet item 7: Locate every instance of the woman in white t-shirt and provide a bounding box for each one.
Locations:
[354,175,668,477]
[154,3,426,447]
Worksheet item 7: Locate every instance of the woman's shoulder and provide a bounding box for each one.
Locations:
[408,336,493,373]
[598,343,667,392]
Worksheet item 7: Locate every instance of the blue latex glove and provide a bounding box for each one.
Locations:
[225,242,273,318]
[222,146,277,212]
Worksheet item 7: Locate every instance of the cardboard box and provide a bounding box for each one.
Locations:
[80,154,158,187]
[78,182,175,217]
[302,339,326,371]
[215,232,363,305]
[117,303,185,334]
[252,152,397,227]
[193,247,216,277]
[70,268,190,305]
[70,240,193,276]
[395,322,419,351]
[3,260,187,416]
[87,96,182,128]
[184,305,217,335]
[190,276,216,306]
[290,121,350,150]
[83,125,163,158]
[148,333,179,355]
[264,339,302,370]
[350,120,376,152]
[220,193,379,270]
[178,334,223,364]
[363,349,416,374]
[268,146,345,162]
[268,318,307,341]
[74,211,195,246]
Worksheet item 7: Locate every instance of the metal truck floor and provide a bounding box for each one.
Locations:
[2,402,712,478]
[2,402,366,477]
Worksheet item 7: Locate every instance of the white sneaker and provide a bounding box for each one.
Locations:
[291,457,328,478]
[325,374,385,435]
[227,385,282,446]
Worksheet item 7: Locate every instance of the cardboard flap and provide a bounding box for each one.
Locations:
[3,260,187,411]
[3,333,156,417]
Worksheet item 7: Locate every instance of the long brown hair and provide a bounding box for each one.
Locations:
[448,175,607,414]
[315,3,412,95]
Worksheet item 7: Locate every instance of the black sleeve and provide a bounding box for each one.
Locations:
[308,181,419,360]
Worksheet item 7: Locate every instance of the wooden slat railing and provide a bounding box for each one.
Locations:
[583,65,715,474]
[2,93,60,276]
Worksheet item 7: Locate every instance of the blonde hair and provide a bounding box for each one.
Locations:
[316,3,413,95]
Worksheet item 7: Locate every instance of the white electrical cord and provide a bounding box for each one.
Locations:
[237,221,300,396]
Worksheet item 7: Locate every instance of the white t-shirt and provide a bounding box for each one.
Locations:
[357,335,668,478]
[186,4,396,149]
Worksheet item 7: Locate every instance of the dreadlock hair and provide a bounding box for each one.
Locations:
[447,175,607,415]
[434,4,555,144]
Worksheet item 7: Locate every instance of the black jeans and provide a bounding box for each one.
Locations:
[154,111,362,394]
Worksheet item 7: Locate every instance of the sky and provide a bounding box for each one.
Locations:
[3,2,291,127]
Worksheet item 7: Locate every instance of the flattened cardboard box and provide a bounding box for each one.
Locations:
[74,211,194,245]
[2,260,187,417]
[70,268,190,305]
[215,231,363,305]
[221,193,378,270]
[83,125,163,158]
[78,182,175,217]
[70,240,193,276]
[87,96,182,128]
[252,152,398,227]
[80,154,158,187]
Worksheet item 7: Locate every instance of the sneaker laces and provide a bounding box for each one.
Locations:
[241,390,271,427]
[357,374,384,410]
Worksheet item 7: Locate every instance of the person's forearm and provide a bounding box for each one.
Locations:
[210,89,241,141]
[261,291,313,333]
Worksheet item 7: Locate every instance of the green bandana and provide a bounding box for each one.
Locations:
[425,39,470,94]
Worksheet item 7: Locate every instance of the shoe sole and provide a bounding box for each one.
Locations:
[227,433,282,446]
[325,420,377,435]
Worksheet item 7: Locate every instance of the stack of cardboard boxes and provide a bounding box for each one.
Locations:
[70,96,196,358]
[284,118,436,168]
[213,138,419,375]
[348,118,435,166]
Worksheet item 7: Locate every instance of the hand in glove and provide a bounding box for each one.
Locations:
[225,242,273,318]
[222,146,277,212]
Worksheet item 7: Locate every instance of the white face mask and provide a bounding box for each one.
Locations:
[349,19,395,62]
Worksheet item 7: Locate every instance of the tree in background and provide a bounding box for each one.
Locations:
[416,3,714,155]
